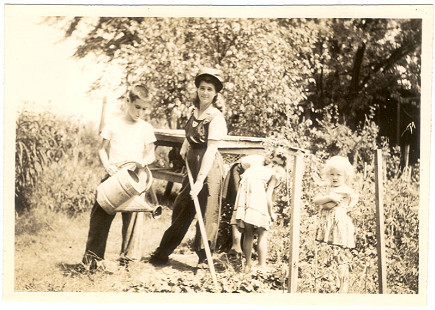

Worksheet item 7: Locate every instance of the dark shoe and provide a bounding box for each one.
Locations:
[197,257,209,268]
[149,252,169,267]
[119,256,136,268]
[82,252,103,271]
[196,248,208,264]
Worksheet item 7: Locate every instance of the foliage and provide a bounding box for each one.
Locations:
[265,146,419,294]
[46,17,420,155]
[16,154,419,294]
[15,107,69,212]
[294,19,421,126]
[14,17,421,294]
[29,160,104,216]
[15,105,101,212]
[215,129,419,294]
[309,106,380,168]
[15,103,419,294]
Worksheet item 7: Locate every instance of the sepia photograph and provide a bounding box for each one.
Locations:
[2,2,433,307]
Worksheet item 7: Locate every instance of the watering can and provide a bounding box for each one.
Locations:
[96,162,162,218]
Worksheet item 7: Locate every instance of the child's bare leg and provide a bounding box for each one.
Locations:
[257,228,268,268]
[230,225,243,254]
[334,246,350,293]
[242,224,254,272]
[337,264,349,293]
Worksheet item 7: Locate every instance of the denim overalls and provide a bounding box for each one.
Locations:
[152,110,224,262]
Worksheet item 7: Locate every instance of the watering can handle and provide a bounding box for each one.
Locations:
[115,161,153,193]
[117,161,143,170]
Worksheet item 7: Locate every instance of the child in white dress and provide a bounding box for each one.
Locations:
[314,156,358,293]
[231,152,285,272]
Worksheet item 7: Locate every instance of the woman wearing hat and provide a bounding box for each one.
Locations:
[150,67,227,267]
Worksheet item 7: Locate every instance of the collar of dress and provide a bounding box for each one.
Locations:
[194,106,217,120]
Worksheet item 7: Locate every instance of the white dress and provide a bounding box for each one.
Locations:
[231,165,283,231]
[315,184,358,248]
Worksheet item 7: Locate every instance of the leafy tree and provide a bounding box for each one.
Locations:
[293,18,421,162]
[47,17,312,139]
[47,16,421,162]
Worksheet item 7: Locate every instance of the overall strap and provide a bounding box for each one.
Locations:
[191,108,220,124]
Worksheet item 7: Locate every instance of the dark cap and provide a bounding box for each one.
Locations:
[195,67,224,92]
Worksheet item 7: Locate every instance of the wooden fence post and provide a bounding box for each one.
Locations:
[99,96,107,134]
[374,149,388,293]
[287,154,304,293]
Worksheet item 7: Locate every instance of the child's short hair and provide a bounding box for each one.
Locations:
[129,84,150,102]
[322,155,354,185]
[271,146,287,167]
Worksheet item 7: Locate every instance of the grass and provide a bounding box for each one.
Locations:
[13,174,420,295]
[14,182,197,292]
[13,181,283,293]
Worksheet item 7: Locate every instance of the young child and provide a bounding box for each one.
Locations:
[230,151,286,273]
[314,155,358,293]
[224,154,266,257]
[82,84,156,270]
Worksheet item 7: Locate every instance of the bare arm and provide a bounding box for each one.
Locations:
[189,140,220,196]
[141,142,156,166]
[266,174,278,221]
[179,138,190,160]
[313,194,335,205]
[313,191,343,209]
[98,139,118,176]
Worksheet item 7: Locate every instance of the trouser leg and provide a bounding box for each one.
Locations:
[171,178,189,223]
[83,200,115,262]
[154,184,196,259]
[121,211,145,260]
[193,160,222,254]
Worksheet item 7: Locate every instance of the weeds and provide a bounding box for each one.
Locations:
[14,106,420,294]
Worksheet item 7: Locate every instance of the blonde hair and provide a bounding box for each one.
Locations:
[322,156,354,185]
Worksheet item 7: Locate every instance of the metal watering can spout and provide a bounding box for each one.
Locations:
[115,195,163,219]
[151,205,163,219]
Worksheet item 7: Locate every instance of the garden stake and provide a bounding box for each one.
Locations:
[287,154,304,293]
[307,154,319,293]
[185,160,220,292]
[374,149,387,293]
[314,212,318,293]
[364,261,369,293]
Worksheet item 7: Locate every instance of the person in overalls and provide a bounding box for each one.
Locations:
[150,67,227,267]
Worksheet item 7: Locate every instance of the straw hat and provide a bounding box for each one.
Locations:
[194,67,224,92]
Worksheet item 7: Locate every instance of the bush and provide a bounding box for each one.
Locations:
[16,108,68,212]
[15,100,419,293]
[260,106,419,293]
[266,147,419,294]
[15,104,101,213]
[29,159,104,216]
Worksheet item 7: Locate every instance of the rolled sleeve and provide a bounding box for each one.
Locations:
[100,123,112,140]
[208,113,227,141]
[144,122,157,144]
